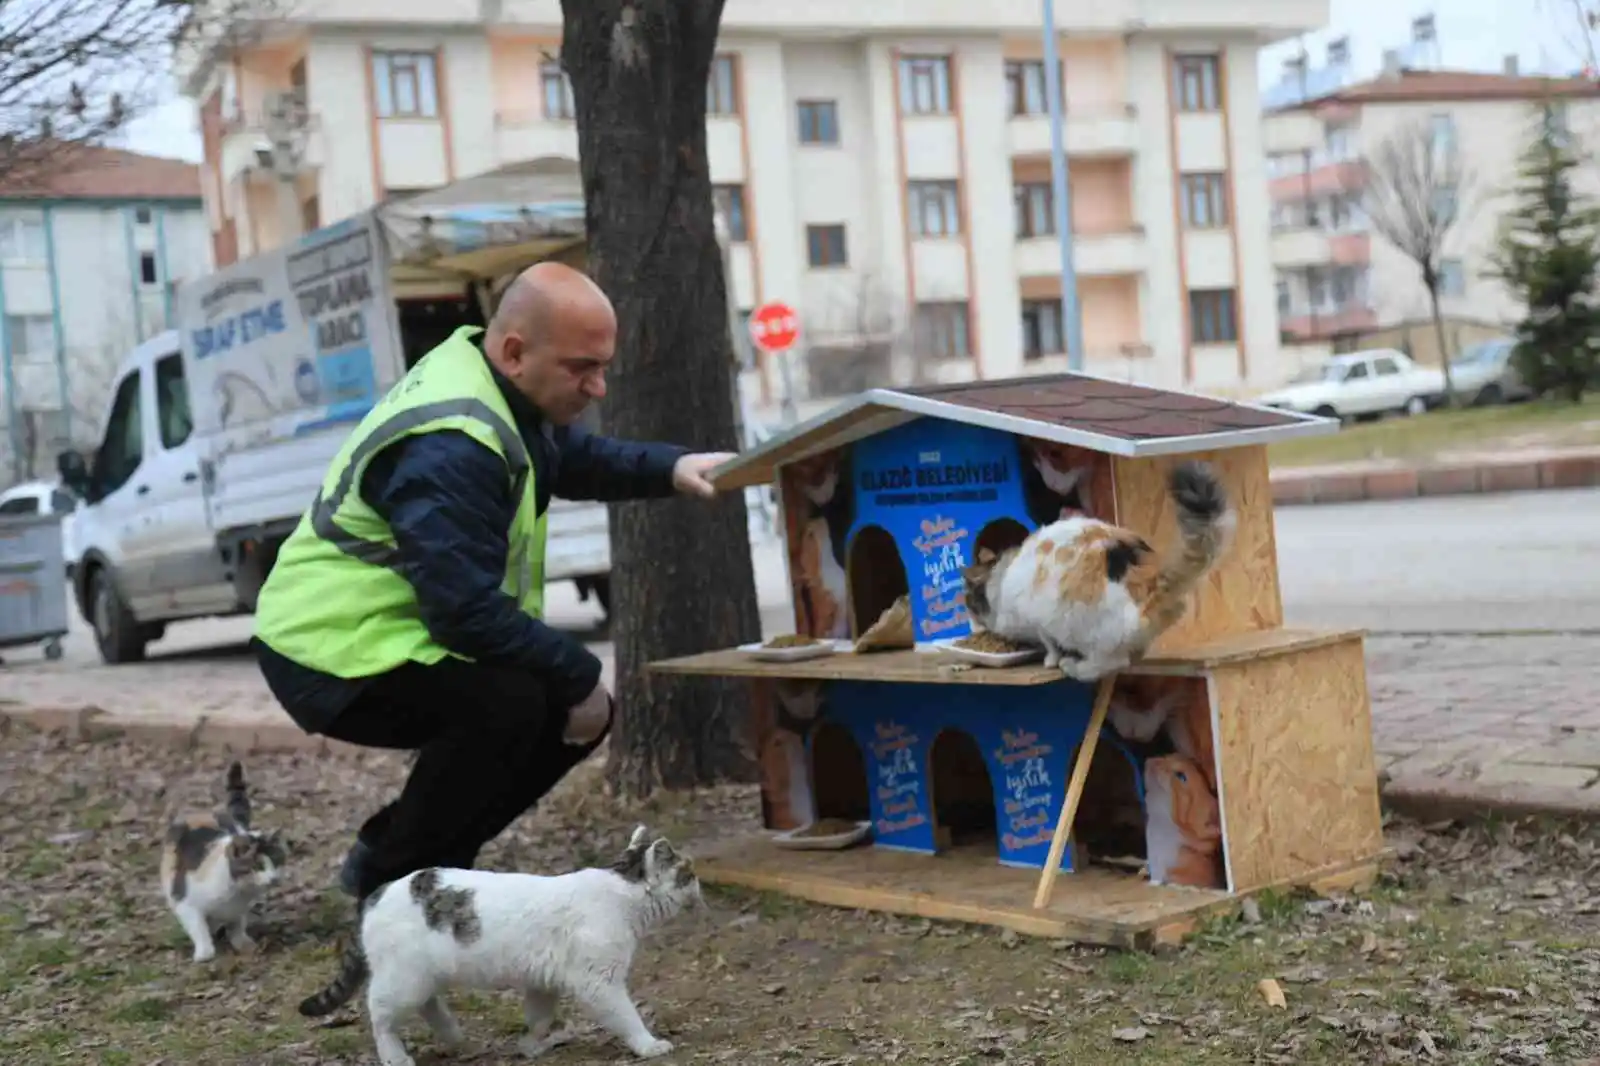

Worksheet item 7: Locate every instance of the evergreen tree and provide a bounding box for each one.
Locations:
[1489,100,1600,402]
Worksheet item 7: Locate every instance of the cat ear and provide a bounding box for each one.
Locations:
[627,825,650,850]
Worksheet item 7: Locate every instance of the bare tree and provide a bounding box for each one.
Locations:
[0,0,272,189]
[559,0,762,800]
[1343,117,1474,404]
[803,272,907,397]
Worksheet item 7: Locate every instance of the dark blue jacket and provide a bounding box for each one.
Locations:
[256,350,687,733]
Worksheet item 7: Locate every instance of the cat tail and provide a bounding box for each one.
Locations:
[1141,461,1235,635]
[297,935,369,1017]
[224,761,251,831]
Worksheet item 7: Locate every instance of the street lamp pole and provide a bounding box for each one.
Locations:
[1040,0,1085,371]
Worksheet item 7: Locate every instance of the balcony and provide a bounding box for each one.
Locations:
[493,111,580,166]
[1014,226,1147,278]
[1009,105,1139,159]
[1262,111,1323,156]
[1270,227,1331,268]
[218,94,324,188]
[1329,231,1371,265]
[1280,305,1378,340]
[1268,158,1366,201]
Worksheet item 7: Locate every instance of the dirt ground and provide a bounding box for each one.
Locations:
[5,725,1600,1066]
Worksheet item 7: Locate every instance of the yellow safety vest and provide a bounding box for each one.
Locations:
[253,325,547,678]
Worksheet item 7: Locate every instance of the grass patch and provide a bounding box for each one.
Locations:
[3,732,1599,1063]
[1268,394,1600,468]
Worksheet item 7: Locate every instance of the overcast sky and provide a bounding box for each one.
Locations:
[115,0,1594,164]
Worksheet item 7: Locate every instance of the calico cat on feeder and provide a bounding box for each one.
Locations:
[961,461,1235,682]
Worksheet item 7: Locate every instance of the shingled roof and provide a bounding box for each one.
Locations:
[710,373,1335,491]
[0,144,202,201]
[1280,68,1600,111]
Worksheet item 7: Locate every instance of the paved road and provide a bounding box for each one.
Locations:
[1275,487,1600,634]
[6,490,1598,787]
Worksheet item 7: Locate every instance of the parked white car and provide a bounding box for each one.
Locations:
[1449,337,1534,406]
[1256,349,1447,421]
[0,478,82,576]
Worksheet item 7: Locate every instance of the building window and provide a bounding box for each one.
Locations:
[1189,288,1238,344]
[372,51,439,118]
[806,224,848,267]
[708,55,738,116]
[797,100,839,144]
[134,206,153,225]
[1179,172,1229,228]
[1020,299,1063,360]
[1275,278,1291,317]
[1432,184,1459,224]
[1437,258,1465,297]
[713,184,748,242]
[1428,113,1456,158]
[915,301,971,360]
[541,61,575,120]
[139,251,159,286]
[1332,265,1368,308]
[1005,60,1048,116]
[1172,54,1221,112]
[908,180,961,237]
[1323,123,1356,162]
[1014,182,1054,238]
[899,55,953,115]
[0,210,46,262]
[4,313,55,358]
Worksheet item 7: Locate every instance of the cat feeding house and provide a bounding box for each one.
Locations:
[649,374,1387,948]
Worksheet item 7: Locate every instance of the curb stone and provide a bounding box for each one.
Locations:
[0,703,371,760]
[10,703,1600,825]
[1380,773,1600,824]
[1271,452,1600,507]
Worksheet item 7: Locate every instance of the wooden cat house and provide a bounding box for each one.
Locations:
[649,375,1387,948]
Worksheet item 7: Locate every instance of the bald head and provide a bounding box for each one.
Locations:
[484,262,616,424]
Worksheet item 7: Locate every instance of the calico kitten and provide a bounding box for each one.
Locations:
[1142,754,1224,889]
[961,461,1235,682]
[299,825,704,1066]
[159,761,286,963]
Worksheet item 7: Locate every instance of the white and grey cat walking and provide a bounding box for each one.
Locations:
[158,761,287,963]
[298,825,705,1066]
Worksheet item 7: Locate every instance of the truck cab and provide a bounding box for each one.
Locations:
[59,331,235,662]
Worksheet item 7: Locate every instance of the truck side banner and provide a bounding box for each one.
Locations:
[177,214,403,440]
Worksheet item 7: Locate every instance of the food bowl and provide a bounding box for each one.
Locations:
[936,633,1045,668]
[772,818,873,851]
[739,636,847,662]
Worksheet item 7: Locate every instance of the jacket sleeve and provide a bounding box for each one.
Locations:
[551,420,689,502]
[359,430,602,711]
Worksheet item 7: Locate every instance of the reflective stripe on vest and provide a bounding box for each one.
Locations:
[309,397,532,575]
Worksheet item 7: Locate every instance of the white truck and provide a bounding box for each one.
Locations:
[55,162,625,663]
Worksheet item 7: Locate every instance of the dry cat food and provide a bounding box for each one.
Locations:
[763,634,821,648]
[954,632,1026,654]
[794,818,862,838]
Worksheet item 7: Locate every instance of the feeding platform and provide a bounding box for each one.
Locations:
[648,375,1387,947]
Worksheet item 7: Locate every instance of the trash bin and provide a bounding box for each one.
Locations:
[0,511,69,662]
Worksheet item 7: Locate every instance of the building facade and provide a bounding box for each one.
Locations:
[1264,61,1600,354]
[181,0,1329,402]
[0,146,211,480]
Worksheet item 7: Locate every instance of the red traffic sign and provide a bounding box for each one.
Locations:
[748,301,801,353]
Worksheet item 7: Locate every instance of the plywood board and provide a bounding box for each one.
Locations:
[1110,444,1282,654]
[698,834,1230,947]
[697,833,1386,948]
[1210,634,1385,894]
[646,627,1365,685]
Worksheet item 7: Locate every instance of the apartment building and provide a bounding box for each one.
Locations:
[1,146,211,477]
[1264,60,1600,349]
[180,0,1329,401]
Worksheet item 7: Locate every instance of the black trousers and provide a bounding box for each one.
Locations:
[317,657,609,899]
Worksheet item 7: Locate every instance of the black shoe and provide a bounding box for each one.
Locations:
[338,838,373,897]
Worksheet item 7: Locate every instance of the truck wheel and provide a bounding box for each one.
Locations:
[90,566,148,664]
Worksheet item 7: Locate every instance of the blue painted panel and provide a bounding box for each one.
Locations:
[847,418,1035,643]
[817,678,1143,871]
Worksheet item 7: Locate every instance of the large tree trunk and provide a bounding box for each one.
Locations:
[560,0,761,798]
